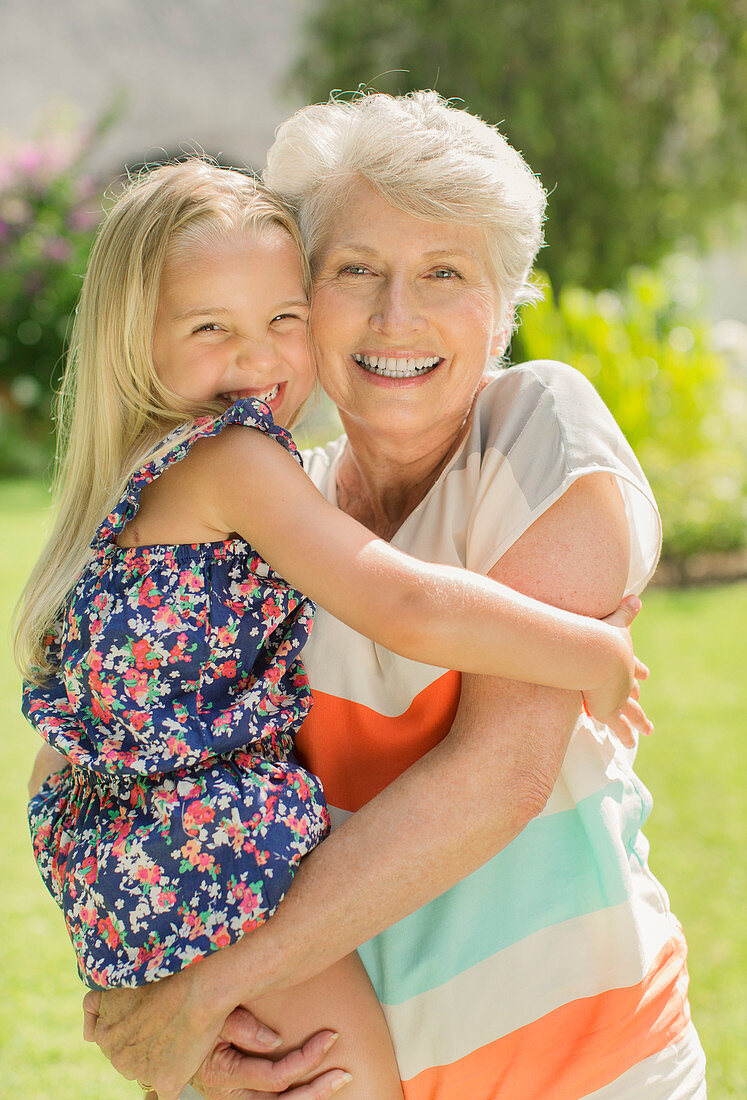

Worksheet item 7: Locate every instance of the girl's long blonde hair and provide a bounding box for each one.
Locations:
[15,158,309,683]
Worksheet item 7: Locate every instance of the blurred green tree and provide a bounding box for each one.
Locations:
[0,118,113,475]
[291,0,747,290]
[516,259,746,559]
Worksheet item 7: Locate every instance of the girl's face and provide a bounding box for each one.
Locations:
[153,226,314,427]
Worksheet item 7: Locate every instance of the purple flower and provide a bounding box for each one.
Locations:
[43,237,73,263]
[68,206,101,233]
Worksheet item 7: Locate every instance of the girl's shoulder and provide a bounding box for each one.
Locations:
[152,397,301,477]
[96,398,300,549]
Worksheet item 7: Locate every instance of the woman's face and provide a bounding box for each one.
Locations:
[310,179,505,444]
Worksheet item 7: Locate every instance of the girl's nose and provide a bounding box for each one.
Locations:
[235,336,278,371]
[370,278,427,337]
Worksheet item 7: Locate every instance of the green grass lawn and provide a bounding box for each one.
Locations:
[1,479,745,1098]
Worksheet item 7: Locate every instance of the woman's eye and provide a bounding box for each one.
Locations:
[430,267,461,280]
[340,264,372,276]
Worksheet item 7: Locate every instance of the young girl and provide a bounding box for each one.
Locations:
[17,160,645,1099]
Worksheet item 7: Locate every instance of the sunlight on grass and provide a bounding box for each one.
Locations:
[1,481,744,1097]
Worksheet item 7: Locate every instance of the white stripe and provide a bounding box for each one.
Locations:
[382,878,679,1082]
[539,715,641,817]
[583,1022,706,1098]
[305,604,447,714]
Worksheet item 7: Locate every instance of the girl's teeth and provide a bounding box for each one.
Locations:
[252,384,280,403]
[353,354,440,378]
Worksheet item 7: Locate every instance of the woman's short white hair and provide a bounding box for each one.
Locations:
[263,91,547,322]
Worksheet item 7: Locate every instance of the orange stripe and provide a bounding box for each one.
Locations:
[295,672,461,812]
[403,933,692,1100]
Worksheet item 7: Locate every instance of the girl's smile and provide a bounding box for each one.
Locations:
[152,226,314,427]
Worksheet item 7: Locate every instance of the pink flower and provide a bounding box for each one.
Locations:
[131,638,160,670]
[154,605,181,630]
[135,864,162,886]
[215,626,237,647]
[138,577,162,609]
[210,926,231,949]
[80,854,98,885]
[179,570,202,592]
[97,916,120,948]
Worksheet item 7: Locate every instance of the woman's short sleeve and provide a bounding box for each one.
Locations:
[466,361,662,594]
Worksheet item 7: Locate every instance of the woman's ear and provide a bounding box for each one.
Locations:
[490,331,506,357]
[491,304,513,357]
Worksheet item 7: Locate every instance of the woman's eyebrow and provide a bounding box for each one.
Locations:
[323,245,481,262]
[324,244,379,257]
[422,248,481,262]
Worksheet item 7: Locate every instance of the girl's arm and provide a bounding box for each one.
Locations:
[28,741,68,798]
[197,427,641,733]
[86,471,646,1100]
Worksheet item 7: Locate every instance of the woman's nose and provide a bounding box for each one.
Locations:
[370,278,426,336]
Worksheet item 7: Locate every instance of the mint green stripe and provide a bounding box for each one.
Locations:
[359,775,652,1006]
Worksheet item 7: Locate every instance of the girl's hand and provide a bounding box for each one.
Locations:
[192,1013,352,1098]
[583,596,653,747]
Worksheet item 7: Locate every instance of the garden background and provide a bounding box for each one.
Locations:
[1,0,745,1096]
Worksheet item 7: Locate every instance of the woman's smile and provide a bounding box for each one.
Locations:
[310,179,504,443]
[351,353,443,380]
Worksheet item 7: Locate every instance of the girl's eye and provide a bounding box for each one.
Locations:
[272,312,305,324]
[192,322,222,334]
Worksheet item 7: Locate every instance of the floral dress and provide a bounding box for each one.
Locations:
[23,399,329,989]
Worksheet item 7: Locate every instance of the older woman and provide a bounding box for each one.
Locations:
[86,93,706,1099]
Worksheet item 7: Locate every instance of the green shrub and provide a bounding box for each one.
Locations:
[0,126,106,476]
[514,258,746,560]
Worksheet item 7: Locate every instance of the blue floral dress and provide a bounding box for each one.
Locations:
[24,399,329,989]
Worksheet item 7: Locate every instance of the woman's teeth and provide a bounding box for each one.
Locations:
[353,354,440,378]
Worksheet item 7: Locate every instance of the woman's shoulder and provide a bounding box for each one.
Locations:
[473,359,620,456]
[478,359,602,417]
[468,360,661,590]
[301,433,348,495]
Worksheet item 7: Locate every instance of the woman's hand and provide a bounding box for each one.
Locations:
[82,958,251,1100]
[191,1013,352,1098]
[83,974,347,1100]
[583,596,653,747]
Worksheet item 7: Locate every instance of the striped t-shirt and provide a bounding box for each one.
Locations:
[298,361,706,1099]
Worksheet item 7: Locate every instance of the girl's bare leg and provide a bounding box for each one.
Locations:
[247,951,403,1099]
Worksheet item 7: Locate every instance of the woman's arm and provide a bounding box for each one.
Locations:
[197,430,641,729]
[86,471,643,1098]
